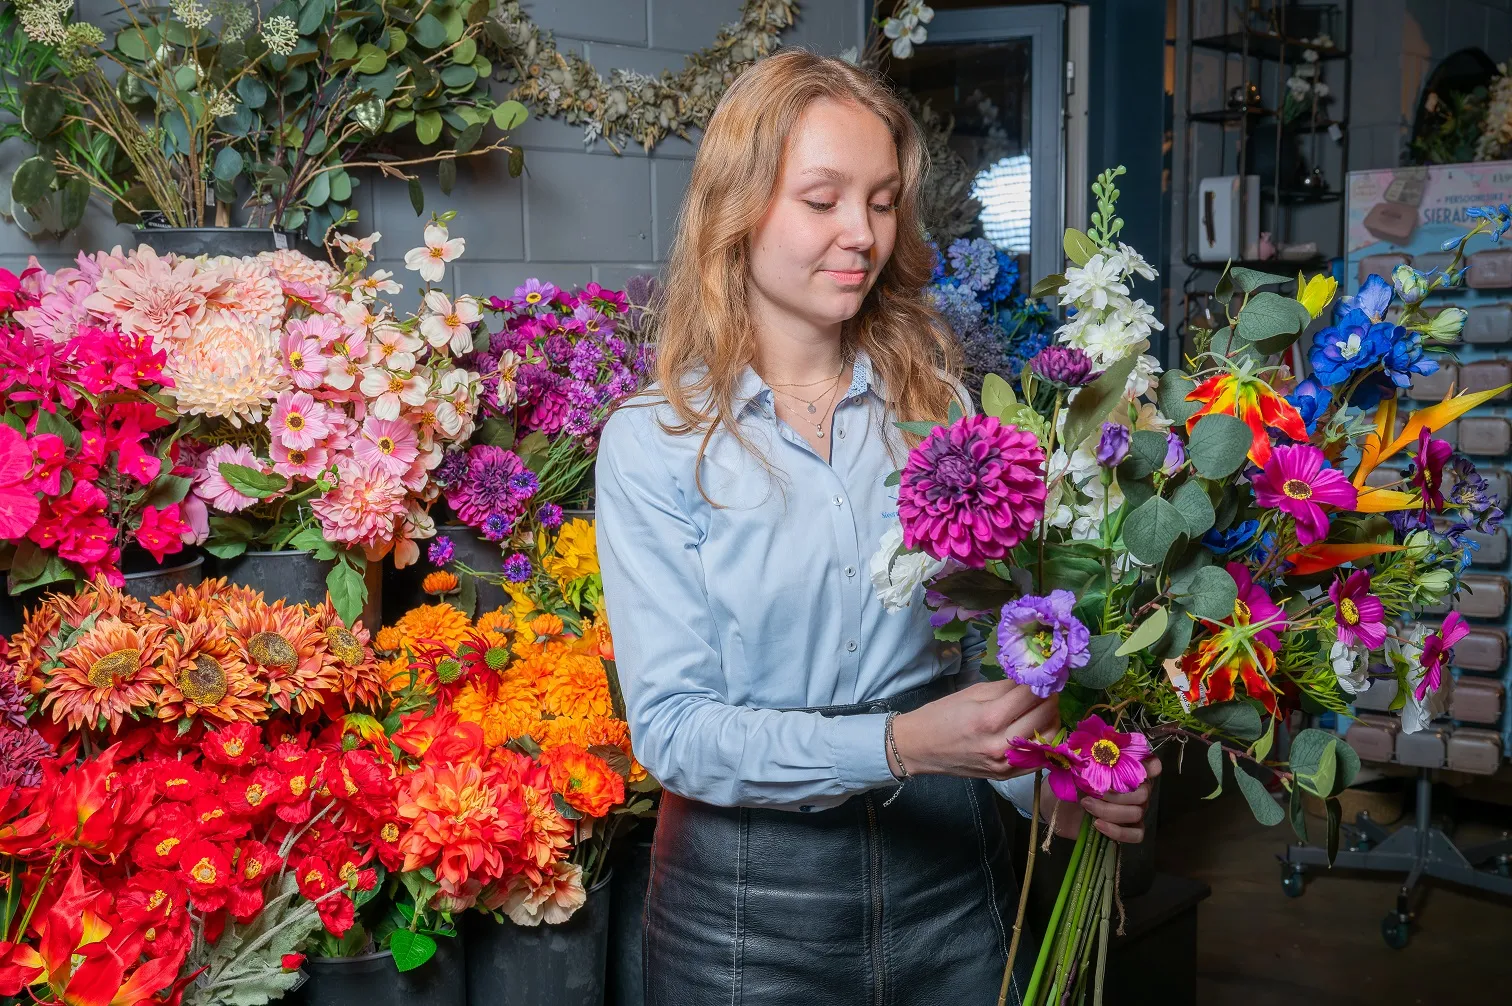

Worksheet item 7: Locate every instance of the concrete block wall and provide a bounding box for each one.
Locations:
[0,0,866,306]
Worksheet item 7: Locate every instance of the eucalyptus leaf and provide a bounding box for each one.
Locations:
[1075,634,1129,688]
[1236,291,1313,346]
[1173,565,1237,622]
[59,176,89,230]
[1229,266,1292,292]
[1169,478,1216,537]
[408,176,424,214]
[1155,610,1194,660]
[1187,414,1252,479]
[1235,762,1285,826]
[1156,368,1200,423]
[20,84,65,138]
[1326,797,1342,865]
[11,157,56,206]
[1120,477,1155,514]
[1115,606,1168,657]
[355,42,388,74]
[213,146,243,182]
[413,12,448,48]
[1204,741,1224,799]
[415,110,443,145]
[1193,700,1264,742]
[1123,496,1187,565]
[492,99,528,131]
[981,372,1017,419]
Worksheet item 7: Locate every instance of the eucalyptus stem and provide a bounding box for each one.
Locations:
[1036,394,1063,594]
[998,774,1043,1006]
[1024,815,1092,1006]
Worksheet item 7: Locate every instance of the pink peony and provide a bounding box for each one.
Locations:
[83,245,225,345]
[270,390,332,451]
[1066,715,1151,797]
[14,252,102,343]
[310,459,408,548]
[355,416,419,478]
[897,415,1046,566]
[196,444,266,512]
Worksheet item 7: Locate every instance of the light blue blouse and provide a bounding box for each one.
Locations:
[594,350,1036,815]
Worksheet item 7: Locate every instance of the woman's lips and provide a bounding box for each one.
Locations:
[822,268,868,285]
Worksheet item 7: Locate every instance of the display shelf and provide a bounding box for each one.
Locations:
[1192,31,1347,62]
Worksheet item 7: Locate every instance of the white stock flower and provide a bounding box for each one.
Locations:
[1060,254,1129,311]
[1108,242,1157,281]
[869,522,945,612]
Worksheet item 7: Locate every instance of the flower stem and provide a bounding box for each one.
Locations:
[999,774,1042,1006]
[1036,395,1063,594]
[1024,815,1092,1005]
[1047,831,1106,1003]
[1092,845,1117,1006]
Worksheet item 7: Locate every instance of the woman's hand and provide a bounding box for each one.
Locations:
[889,679,1059,781]
[1043,755,1163,843]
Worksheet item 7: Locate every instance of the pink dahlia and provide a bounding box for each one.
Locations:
[270,390,331,451]
[196,444,265,512]
[202,254,286,328]
[83,245,224,345]
[311,460,409,548]
[1329,568,1386,650]
[1415,612,1470,700]
[355,416,419,478]
[1226,562,1285,650]
[1250,443,1357,546]
[897,415,1046,566]
[1066,715,1151,798]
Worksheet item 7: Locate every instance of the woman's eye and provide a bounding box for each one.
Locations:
[804,200,835,212]
[872,202,896,214]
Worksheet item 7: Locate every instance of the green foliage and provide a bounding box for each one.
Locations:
[1075,634,1129,688]
[1122,497,1187,566]
[1086,165,1127,247]
[1186,414,1252,479]
[1116,606,1168,657]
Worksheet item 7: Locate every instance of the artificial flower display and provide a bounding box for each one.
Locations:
[869,167,1508,1004]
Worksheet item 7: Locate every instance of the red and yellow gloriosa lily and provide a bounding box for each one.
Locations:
[1186,371,1306,467]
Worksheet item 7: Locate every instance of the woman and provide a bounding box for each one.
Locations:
[595,49,1157,1004]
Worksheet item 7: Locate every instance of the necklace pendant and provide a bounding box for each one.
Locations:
[806,403,817,414]
[816,428,825,438]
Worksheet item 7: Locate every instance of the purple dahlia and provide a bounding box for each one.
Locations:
[897,414,1046,566]
[1029,346,1097,387]
[446,445,528,527]
[996,589,1090,698]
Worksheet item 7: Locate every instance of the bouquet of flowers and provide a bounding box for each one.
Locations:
[872,168,1507,1005]
[0,259,201,592]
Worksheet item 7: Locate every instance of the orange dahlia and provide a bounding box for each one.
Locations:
[43,617,169,732]
[374,626,402,653]
[395,760,525,898]
[151,577,264,622]
[484,861,587,927]
[516,782,573,870]
[309,601,384,711]
[155,616,268,724]
[541,743,624,818]
[228,599,335,715]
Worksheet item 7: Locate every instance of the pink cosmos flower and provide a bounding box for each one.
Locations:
[270,440,330,480]
[281,331,330,390]
[270,391,332,451]
[364,324,422,371]
[351,270,401,302]
[355,416,419,478]
[1250,443,1357,546]
[134,504,191,562]
[1329,568,1387,650]
[1066,715,1151,797]
[403,223,465,284]
[1226,562,1286,650]
[83,245,224,345]
[1415,612,1470,700]
[0,425,40,539]
[1003,734,1087,803]
[310,459,409,548]
[1409,427,1454,516]
[288,313,348,349]
[196,444,265,512]
[333,231,381,257]
[359,368,426,421]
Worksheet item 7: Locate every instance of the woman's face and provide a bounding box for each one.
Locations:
[748,97,901,333]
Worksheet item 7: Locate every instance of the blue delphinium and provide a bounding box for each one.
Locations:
[985,250,1021,305]
[927,281,986,330]
[1467,203,1512,243]
[1335,273,1393,323]
[1309,308,1387,385]
[1286,378,1333,435]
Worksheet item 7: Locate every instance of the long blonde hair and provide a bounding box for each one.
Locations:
[651,48,961,486]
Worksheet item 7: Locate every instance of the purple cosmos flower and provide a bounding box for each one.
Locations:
[446,445,529,527]
[1004,735,1087,802]
[1228,562,1286,651]
[1416,612,1470,699]
[1250,443,1358,545]
[1029,346,1097,387]
[995,589,1090,698]
[537,502,564,529]
[428,535,455,567]
[1095,422,1131,467]
[502,552,533,583]
[1409,427,1454,515]
[1329,569,1387,650]
[1066,715,1151,797]
[515,278,558,308]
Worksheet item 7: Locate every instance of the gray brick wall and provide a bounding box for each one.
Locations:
[0,0,866,304]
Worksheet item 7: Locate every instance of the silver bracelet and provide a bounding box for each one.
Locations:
[883,710,908,807]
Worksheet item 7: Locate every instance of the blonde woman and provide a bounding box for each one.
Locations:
[595,49,1156,1003]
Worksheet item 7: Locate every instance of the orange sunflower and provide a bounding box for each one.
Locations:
[151,577,264,622]
[155,616,268,725]
[9,603,61,694]
[43,617,169,732]
[227,598,335,715]
[309,600,385,712]
[540,743,624,818]
[50,577,148,627]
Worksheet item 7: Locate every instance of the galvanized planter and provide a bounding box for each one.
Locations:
[216,549,382,631]
[122,554,206,603]
[133,226,286,257]
[463,871,612,1006]
[289,935,465,1006]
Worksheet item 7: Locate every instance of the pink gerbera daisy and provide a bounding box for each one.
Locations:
[355,417,419,477]
[1003,734,1087,802]
[1329,568,1387,649]
[269,390,331,451]
[1250,443,1357,546]
[281,331,330,390]
[1066,715,1151,797]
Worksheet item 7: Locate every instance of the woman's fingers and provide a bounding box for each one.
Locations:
[1079,795,1144,825]
[1092,819,1144,843]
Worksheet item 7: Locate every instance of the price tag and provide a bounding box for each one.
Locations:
[274,231,288,250]
[1327,122,1343,143]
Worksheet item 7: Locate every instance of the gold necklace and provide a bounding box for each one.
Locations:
[773,369,845,438]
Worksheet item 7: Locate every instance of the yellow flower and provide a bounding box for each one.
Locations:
[1296,272,1338,319]
[542,519,599,583]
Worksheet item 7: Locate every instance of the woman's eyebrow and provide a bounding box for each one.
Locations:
[799,166,901,187]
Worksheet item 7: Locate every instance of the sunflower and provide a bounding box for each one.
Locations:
[151,577,264,622]
[309,601,384,712]
[156,617,268,725]
[50,577,148,627]
[43,617,169,732]
[9,603,61,694]
[227,598,335,715]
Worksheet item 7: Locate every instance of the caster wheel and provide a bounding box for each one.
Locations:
[1381,913,1411,949]
[1281,865,1305,898]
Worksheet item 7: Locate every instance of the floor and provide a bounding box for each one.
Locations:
[1154,779,1512,1005]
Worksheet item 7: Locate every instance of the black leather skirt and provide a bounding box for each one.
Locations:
[643,678,1034,1005]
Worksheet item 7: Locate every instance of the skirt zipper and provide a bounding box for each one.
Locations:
[865,793,884,1006]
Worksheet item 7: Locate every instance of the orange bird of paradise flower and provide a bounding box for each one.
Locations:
[1185,371,1307,467]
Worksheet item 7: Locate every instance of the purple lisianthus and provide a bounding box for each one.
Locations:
[995,589,1090,698]
[502,552,533,582]
[1162,432,1186,474]
[537,502,564,528]
[1095,422,1131,467]
[1029,346,1097,387]
[428,535,455,567]
[447,445,529,527]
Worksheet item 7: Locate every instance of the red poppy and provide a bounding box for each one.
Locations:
[188,795,244,840]
[293,857,355,937]
[202,723,261,768]
[224,767,284,817]
[131,826,189,870]
[155,762,209,801]
[179,839,233,912]
[116,870,186,929]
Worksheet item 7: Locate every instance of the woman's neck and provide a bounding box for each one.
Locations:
[752,320,847,388]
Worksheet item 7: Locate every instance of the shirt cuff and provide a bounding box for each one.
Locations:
[990,772,1040,818]
[829,712,898,793]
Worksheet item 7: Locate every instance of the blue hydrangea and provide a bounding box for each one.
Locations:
[927,280,985,331]
[947,237,1000,293]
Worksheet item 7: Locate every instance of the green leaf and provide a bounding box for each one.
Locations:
[1325,797,1342,865]
[1289,728,1357,797]
[947,399,963,424]
[408,176,425,215]
[213,146,243,182]
[1236,291,1313,352]
[476,417,515,448]
[12,157,56,206]
[1288,784,1308,842]
[388,928,437,971]
[929,568,1015,612]
[1120,477,1155,514]
[144,474,192,509]
[1060,349,1145,452]
[1187,414,1252,479]
[330,170,352,202]
[20,84,65,138]
[1169,479,1215,537]
[1173,565,1237,622]
[327,560,366,629]
[330,30,358,61]
[440,64,477,89]
[1229,266,1292,292]
[32,408,80,451]
[893,420,942,437]
[1118,429,1170,481]
[1116,606,1168,657]
[1209,326,1257,364]
[455,121,483,155]
[116,26,152,61]
[415,110,443,145]
[1309,741,1338,801]
[1155,609,1194,660]
[1029,272,1065,299]
[1063,228,1099,267]
[1204,741,1225,799]
[1234,762,1285,826]
[1193,700,1264,742]
[1075,634,1129,688]
[237,74,269,109]
[1156,369,1200,424]
[1123,497,1186,565]
[219,462,286,499]
[413,12,448,47]
[297,0,327,34]
[492,99,528,131]
[980,373,1017,420]
[204,540,247,560]
[59,176,89,230]
[552,792,583,820]
[507,147,524,178]
[355,42,388,74]
[883,470,900,488]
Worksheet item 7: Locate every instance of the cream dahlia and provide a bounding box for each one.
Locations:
[84,245,226,345]
[165,310,290,426]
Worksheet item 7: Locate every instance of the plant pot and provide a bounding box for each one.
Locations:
[122,553,206,604]
[606,838,653,1006]
[463,871,613,1006]
[561,508,595,525]
[290,935,465,1006]
[0,589,31,638]
[383,525,509,624]
[216,549,381,632]
[132,226,288,257]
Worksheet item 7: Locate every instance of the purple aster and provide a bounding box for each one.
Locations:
[508,469,540,501]
[0,726,52,788]
[562,408,595,438]
[995,589,1090,698]
[537,503,564,529]
[0,672,28,729]
[1029,346,1097,387]
[446,445,528,527]
[568,341,604,381]
[427,535,455,567]
[502,552,533,583]
[1095,423,1130,467]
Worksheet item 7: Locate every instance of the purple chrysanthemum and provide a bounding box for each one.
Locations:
[0,725,52,788]
[0,673,28,729]
[897,414,1046,566]
[427,535,455,567]
[433,449,470,491]
[502,552,533,583]
[995,589,1089,698]
[1029,346,1097,387]
[446,445,529,527]
[537,503,564,529]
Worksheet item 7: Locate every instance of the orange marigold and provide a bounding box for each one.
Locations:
[541,743,624,818]
[43,617,169,732]
[528,614,564,640]
[391,603,473,655]
[155,616,268,724]
[453,680,542,748]
[542,651,612,720]
[475,608,513,644]
[374,626,402,653]
[422,571,460,595]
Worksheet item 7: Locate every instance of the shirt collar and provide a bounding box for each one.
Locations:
[736,348,879,417]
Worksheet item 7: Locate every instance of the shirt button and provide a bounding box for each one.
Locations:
[844,565,856,577]
[846,639,858,652]
[833,495,845,507]
[837,428,846,439]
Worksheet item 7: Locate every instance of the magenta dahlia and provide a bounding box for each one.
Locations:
[897,414,1046,566]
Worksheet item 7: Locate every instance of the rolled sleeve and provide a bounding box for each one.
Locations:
[595,409,900,810]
